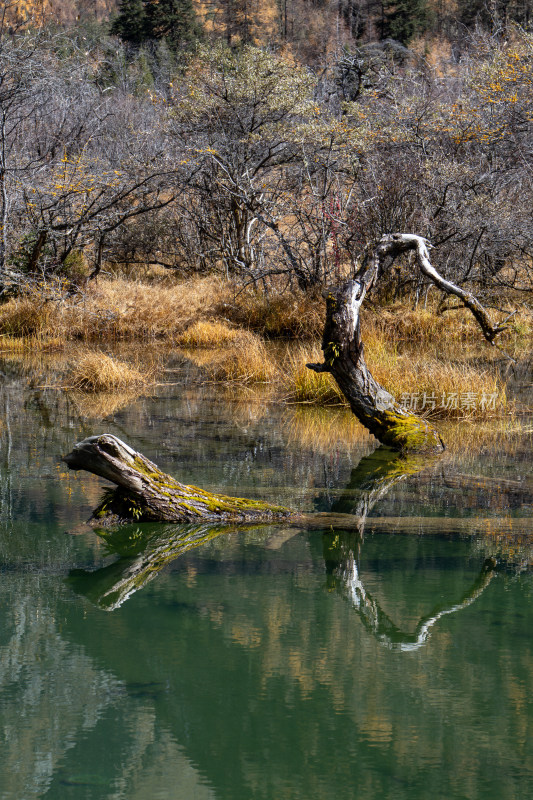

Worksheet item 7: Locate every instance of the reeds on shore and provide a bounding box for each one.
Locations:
[0,274,528,419]
[0,276,228,343]
[190,331,278,384]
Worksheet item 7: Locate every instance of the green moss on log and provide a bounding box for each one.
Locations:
[371,410,444,452]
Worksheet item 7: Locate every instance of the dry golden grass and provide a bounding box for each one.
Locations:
[218,287,325,339]
[191,331,278,384]
[177,320,240,347]
[0,275,527,421]
[0,335,27,352]
[0,294,59,339]
[281,344,347,405]
[371,356,507,418]
[0,276,230,343]
[364,303,533,362]
[68,351,149,392]
[1,275,529,363]
[279,338,509,418]
[363,305,478,347]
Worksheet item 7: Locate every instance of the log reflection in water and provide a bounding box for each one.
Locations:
[69,447,522,644]
[69,522,246,610]
[69,447,428,610]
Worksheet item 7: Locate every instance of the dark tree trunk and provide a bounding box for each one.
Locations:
[307,233,511,453]
[308,279,445,452]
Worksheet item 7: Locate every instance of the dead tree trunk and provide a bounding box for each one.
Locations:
[63,434,292,524]
[308,233,511,453]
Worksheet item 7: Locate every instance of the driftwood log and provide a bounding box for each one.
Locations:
[63,434,292,524]
[308,233,512,453]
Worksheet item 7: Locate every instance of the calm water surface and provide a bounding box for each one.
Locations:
[0,355,532,800]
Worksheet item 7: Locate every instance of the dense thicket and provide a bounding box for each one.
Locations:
[1,3,532,301]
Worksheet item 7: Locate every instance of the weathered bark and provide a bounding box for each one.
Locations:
[308,233,511,452]
[308,279,445,452]
[63,434,292,524]
[380,234,512,344]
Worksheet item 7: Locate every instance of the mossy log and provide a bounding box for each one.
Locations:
[308,233,511,453]
[63,434,292,524]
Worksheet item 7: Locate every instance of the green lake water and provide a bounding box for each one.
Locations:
[1,355,532,800]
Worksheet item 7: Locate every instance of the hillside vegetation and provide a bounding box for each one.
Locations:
[0,0,530,416]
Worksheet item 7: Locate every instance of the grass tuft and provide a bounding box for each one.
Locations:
[200,332,278,383]
[177,320,240,347]
[281,344,347,405]
[68,351,149,392]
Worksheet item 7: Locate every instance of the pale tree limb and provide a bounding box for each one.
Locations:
[377,233,511,344]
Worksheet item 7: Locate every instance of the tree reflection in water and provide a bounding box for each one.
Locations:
[325,529,497,651]
[71,447,504,650]
[322,447,499,650]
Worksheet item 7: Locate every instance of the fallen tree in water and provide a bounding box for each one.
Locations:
[308,233,512,453]
[63,434,292,524]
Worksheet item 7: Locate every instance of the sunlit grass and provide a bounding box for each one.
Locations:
[0,276,230,343]
[281,344,347,405]
[0,335,27,352]
[278,339,509,418]
[190,331,278,384]
[68,351,149,392]
[177,320,240,347]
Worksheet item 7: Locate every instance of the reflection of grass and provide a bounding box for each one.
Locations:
[439,417,533,457]
[280,401,532,459]
[284,405,372,453]
[69,390,143,419]
[471,519,533,571]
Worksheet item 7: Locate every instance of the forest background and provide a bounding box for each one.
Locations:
[0,0,531,418]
